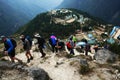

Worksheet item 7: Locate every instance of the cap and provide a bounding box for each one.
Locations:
[34,33,41,37]
[0,35,6,41]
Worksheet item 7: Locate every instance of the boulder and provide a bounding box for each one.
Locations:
[0,61,51,80]
[94,49,118,64]
[28,67,51,80]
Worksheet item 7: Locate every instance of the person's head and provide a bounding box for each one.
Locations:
[20,35,25,40]
[0,35,6,42]
[70,37,72,40]
[34,33,41,38]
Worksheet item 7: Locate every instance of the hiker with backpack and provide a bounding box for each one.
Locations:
[34,33,46,58]
[49,34,58,53]
[84,40,91,56]
[55,38,65,52]
[20,35,33,63]
[1,36,22,63]
[66,37,75,55]
[72,34,77,44]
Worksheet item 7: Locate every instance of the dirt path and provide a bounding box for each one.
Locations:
[15,50,81,80]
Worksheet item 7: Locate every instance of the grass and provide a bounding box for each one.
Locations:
[65,54,74,58]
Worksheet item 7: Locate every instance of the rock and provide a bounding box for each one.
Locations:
[0,61,51,80]
[80,59,88,66]
[94,49,118,64]
[28,67,51,80]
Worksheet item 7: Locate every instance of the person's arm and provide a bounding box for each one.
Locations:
[6,39,14,53]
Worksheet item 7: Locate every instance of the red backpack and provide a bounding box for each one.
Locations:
[66,42,72,48]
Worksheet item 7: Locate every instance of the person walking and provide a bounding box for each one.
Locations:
[49,34,58,53]
[66,37,75,55]
[34,33,46,58]
[1,36,22,63]
[84,40,91,56]
[20,35,33,63]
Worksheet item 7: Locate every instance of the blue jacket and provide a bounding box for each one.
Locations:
[4,39,14,53]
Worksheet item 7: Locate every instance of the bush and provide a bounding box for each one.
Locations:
[65,54,74,58]
[79,64,90,75]
[109,42,120,55]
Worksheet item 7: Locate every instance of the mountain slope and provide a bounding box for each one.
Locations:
[57,0,120,25]
[16,8,106,38]
[0,0,46,35]
[0,1,28,35]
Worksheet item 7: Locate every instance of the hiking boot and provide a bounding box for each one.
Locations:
[27,59,30,63]
[30,56,33,60]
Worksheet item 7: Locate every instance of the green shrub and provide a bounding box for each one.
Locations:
[109,42,120,55]
[65,54,74,58]
[79,64,90,75]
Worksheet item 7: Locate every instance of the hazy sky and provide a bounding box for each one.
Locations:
[2,0,64,10]
[28,0,64,10]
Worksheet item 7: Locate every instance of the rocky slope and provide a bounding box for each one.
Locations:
[0,44,120,80]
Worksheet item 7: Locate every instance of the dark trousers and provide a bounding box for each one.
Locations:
[38,46,46,56]
[51,45,58,53]
[85,50,91,56]
[67,47,74,55]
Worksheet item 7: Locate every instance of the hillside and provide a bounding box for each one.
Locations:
[0,43,120,80]
[0,0,28,35]
[16,8,106,39]
[57,0,120,25]
[0,0,46,35]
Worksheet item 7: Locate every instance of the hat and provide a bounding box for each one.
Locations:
[34,33,41,37]
[0,35,6,41]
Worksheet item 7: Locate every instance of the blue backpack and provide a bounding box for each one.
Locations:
[51,38,57,46]
[10,38,17,48]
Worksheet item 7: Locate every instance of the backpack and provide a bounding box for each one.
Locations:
[66,41,72,48]
[37,37,46,47]
[26,36,32,47]
[10,38,17,48]
[50,37,57,46]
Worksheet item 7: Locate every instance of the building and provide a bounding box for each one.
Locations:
[110,26,120,39]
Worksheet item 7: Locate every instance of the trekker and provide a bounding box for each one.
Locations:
[34,33,46,58]
[1,36,22,63]
[49,34,58,53]
[20,35,33,63]
[66,38,75,55]
[72,34,77,44]
[55,39,65,52]
[84,40,91,56]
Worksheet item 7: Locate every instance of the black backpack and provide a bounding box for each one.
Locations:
[10,38,17,48]
[26,36,32,47]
